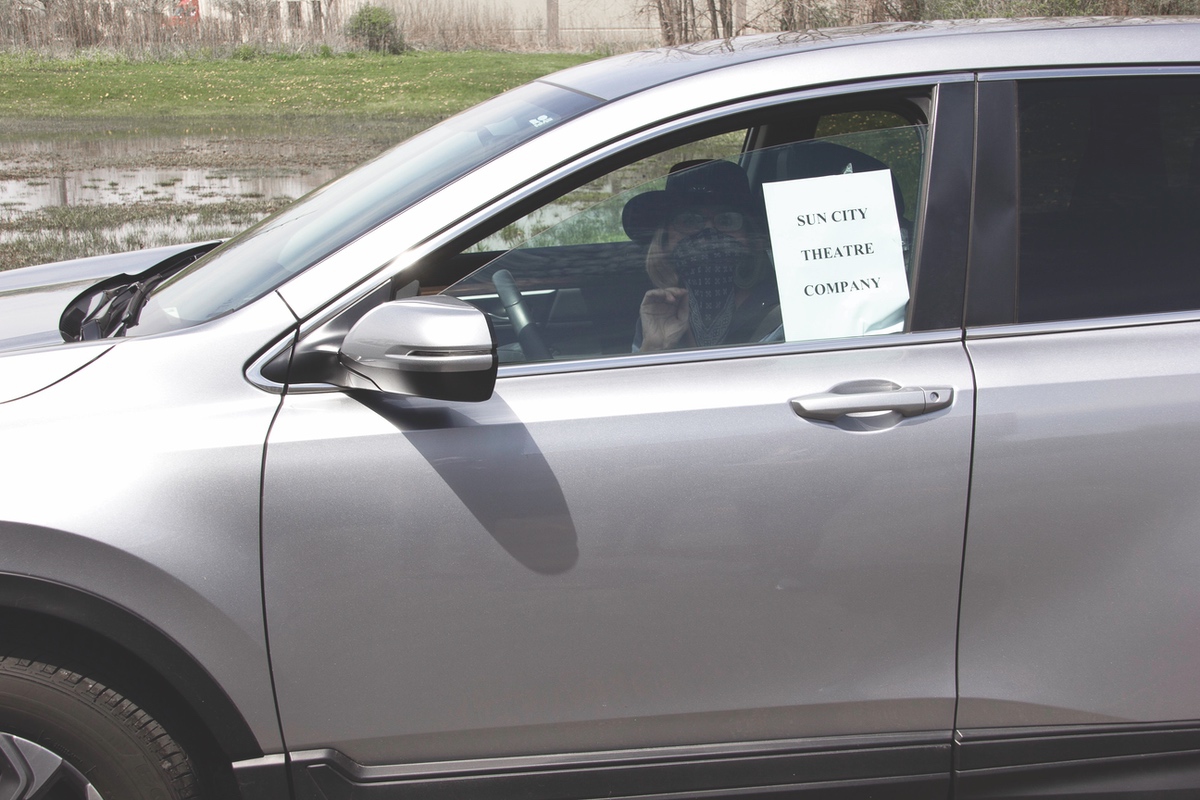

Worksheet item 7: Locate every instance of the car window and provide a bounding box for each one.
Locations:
[469,132,750,252]
[441,114,930,365]
[1017,76,1200,323]
[814,110,926,229]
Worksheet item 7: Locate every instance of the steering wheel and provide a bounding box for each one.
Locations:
[492,269,552,362]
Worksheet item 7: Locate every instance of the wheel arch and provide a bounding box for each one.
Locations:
[0,572,264,770]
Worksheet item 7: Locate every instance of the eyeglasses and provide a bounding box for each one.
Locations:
[669,210,744,235]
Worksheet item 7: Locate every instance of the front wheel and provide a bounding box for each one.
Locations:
[0,656,200,800]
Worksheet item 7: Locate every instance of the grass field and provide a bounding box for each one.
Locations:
[0,50,595,120]
[0,51,598,269]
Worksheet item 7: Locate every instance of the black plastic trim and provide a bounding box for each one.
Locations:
[955,721,1200,798]
[957,721,1200,771]
[910,80,974,333]
[0,572,263,761]
[234,754,291,800]
[964,79,1018,328]
[288,733,951,800]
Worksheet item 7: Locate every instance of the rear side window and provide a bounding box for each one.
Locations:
[1017,76,1200,323]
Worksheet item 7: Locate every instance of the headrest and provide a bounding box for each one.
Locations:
[777,140,904,216]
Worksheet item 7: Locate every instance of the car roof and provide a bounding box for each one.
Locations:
[541,17,1200,101]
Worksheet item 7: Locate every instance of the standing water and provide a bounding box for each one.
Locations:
[0,117,428,270]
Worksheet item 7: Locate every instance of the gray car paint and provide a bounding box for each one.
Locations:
[263,336,974,762]
[961,316,1200,727]
[0,343,113,404]
[0,291,295,752]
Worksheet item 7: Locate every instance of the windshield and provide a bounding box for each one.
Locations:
[128,81,600,337]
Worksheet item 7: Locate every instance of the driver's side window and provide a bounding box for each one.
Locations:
[440,98,929,365]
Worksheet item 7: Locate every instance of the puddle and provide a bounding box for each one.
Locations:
[0,119,420,211]
[0,117,431,269]
[1,166,334,210]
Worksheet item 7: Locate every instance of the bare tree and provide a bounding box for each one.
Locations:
[546,0,558,46]
[652,0,1162,45]
[647,0,740,44]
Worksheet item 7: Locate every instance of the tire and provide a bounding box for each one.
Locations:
[0,656,200,800]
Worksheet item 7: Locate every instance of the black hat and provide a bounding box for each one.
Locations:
[622,159,756,245]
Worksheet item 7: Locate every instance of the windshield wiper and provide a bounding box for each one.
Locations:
[74,276,162,340]
[60,242,219,342]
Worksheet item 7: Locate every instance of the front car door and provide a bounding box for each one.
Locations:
[262,78,977,799]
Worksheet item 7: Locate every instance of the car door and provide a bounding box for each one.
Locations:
[262,79,976,799]
[958,72,1200,796]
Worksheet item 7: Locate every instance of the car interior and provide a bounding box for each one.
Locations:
[394,90,934,365]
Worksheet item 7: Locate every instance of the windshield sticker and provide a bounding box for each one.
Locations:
[763,169,910,341]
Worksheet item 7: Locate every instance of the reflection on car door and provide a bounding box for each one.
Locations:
[263,341,973,797]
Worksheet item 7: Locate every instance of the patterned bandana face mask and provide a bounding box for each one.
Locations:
[672,227,752,347]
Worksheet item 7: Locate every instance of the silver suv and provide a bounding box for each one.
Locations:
[3,18,1200,800]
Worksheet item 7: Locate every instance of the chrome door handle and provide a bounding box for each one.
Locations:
[790,385,953,422]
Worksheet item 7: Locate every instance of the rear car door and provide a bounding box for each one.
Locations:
[262,78,977,799]
[959,71,1200,795]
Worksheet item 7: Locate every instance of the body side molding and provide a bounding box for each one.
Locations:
[955,721,1200,798]
[288,732,952,800]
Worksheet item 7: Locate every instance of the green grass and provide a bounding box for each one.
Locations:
[0,50,596,120]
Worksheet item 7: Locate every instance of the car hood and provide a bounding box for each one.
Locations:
[0,243,212,402]
[0,242,215,352]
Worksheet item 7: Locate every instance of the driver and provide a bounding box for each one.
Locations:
[624,160,779,352]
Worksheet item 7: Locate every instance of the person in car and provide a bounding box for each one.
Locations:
[624,159,780,352]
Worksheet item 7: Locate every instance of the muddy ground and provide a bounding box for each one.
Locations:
[0,116,434,270]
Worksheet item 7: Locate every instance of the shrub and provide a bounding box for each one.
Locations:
[345,5,405,54]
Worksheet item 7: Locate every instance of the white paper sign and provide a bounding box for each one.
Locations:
[763,170,910,342]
